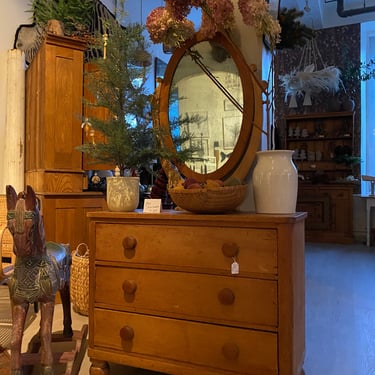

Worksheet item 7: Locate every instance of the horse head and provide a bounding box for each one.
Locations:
[6,185,46,257]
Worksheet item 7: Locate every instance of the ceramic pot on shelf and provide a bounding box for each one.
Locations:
[46,19,65,36]
[252,150,298,214]
[106,176,140,212]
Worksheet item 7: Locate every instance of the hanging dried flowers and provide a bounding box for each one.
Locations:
[238,0,281,49]
[146,7,195,48]
[146,0,281,49]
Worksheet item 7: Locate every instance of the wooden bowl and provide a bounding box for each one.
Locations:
[168,184,248,213]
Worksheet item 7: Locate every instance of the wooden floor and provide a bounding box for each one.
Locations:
[15,241,375,374]
[304,241,375,375]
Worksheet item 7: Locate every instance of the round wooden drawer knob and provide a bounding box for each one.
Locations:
[122,280,137,294]
[218,288,235,305]
[120,325,134,341]
[222,342,240,360]
[222,242,239,258]
[123,236,137,250]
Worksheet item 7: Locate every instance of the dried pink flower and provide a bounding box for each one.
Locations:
[146,7,195,48]
[204,0,235,30]
[199,0,234,39]
[191,0,204,7]
[146,0,281,50]
[165,0,192,21]
[238,0,281,48]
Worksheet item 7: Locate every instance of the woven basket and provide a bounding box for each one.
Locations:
[0,196,13,259]
[168,184,248,213]
[70,243,89,316]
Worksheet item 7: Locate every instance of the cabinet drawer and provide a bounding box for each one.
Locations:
[92,308,278,375]
[95,267,277,328]
[319,189,350,200]
[95,223,277,275]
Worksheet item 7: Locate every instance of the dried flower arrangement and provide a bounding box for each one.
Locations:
[146,0,281,50]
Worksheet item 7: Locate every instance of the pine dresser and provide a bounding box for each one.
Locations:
[87,210,306,375]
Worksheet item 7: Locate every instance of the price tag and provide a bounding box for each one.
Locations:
[231,258,239,275]
[143,199,162,213]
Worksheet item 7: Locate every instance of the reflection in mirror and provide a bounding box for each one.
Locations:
[170,39,243,174]
[158,32,257,182]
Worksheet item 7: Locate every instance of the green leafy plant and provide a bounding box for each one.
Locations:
[29,0,94,36]
[339,45,375,97]
[332,145,361,166]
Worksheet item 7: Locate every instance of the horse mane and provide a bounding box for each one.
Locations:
[15,199,26,234]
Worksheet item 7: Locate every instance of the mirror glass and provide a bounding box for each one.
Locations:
[158,32,256,182]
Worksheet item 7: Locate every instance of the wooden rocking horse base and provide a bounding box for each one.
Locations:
[22,324,88,375]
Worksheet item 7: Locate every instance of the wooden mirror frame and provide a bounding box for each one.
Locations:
[158,31,262,182]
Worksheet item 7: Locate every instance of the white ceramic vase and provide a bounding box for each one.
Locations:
[252,150,298,214]
[106,176,140,212]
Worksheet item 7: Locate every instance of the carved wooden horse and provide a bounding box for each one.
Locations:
[6,185,73,375]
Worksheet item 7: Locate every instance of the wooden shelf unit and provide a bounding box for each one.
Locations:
[285,111,355,183]
[25,34,87,192]
[25,35,107,251]
[285,111,357,243]
[297,183,357,243]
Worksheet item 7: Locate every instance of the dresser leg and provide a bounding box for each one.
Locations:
[90,360,110,375]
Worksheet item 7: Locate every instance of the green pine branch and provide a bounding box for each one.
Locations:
[78,17,195,176]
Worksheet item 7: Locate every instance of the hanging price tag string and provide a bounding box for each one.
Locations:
[231,257,239,275]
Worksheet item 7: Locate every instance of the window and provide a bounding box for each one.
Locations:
[361,21,375,194]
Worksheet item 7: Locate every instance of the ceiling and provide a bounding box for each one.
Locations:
[281,0,375,29]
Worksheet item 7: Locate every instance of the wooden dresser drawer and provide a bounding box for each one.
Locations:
[95,223,277,275]
[94,266,278,328]
[318,188,350,200]
[92,308,278,375]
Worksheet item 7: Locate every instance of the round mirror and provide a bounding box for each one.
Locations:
[158,31,259,182]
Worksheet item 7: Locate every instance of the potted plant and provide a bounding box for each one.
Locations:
[28,0,94,37]
[339,45,375,111]
[77,16,192,211]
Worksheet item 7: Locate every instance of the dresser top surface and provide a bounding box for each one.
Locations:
[87,210,306,224]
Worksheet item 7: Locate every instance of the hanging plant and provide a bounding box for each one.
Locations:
[279,64,341,99]
[279,35,341,106]
[276,8,314,50]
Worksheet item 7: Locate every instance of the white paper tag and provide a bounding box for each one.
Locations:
[143,199,162,213]
[231,260,239,275]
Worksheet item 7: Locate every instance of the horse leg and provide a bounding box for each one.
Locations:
[39,301,55,375]
[10,301,29,375]
[59,282,73,337]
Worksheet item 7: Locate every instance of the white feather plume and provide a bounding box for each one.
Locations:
[279,65,342,100]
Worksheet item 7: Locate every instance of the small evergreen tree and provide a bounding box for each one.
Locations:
[77,15,193,176]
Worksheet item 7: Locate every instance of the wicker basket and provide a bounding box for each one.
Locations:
[168,184,248,213]
[70,243,89,316]
[0,196,13,259]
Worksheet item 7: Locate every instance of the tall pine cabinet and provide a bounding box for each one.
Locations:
[25,34,106,249]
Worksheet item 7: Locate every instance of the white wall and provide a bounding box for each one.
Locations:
[0,0,30,52]
[0,0,29,194]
